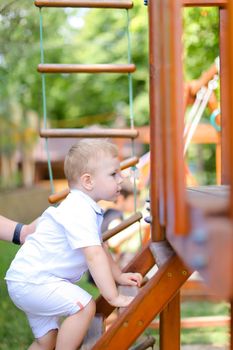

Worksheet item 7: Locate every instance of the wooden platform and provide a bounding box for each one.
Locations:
[187,185,229,215]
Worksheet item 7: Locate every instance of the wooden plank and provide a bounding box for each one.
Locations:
[93,255,191,350]
[40,128,138,139]
[96,241,155,317]
[186,185,229,215]
[37,63,136,74]
[35,0,133,9]
[48,156,139,204]
[183,0,227,6]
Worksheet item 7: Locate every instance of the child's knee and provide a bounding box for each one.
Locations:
[86,298,96,318]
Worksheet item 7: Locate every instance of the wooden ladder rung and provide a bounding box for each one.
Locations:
[35,0,133,9]
[37,63,136,74]
[40,128,139,139]
[48,156,139,204]
[102,211,142,242]
[183,0,226,7]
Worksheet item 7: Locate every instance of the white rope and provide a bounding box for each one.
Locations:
[184,86,207,138]
[184,74,219,155]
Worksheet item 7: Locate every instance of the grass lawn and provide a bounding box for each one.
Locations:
[0,241,229,349]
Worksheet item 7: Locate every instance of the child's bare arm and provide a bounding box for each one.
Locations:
[0,215,37,244]
[82,245,133,307]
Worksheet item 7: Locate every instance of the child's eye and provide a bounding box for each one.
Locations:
[111,172,116,177]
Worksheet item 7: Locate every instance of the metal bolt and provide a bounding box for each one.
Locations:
[167,272,172,278]
[191,228,207,244]
[182,270,188,276]
[123,321,129,328]
[191,254,208,270]
[137,320,144,326]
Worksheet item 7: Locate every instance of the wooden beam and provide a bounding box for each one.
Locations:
[35,0,133,9]
[37,64,136,74]
[160,293,181,350]
[163,0,188,235]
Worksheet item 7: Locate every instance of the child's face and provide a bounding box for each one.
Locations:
[91,154,123,202]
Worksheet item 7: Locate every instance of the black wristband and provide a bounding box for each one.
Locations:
[12,223,24,245]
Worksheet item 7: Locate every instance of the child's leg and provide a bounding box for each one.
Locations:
[55,299,96,350]
[28,329,57,350]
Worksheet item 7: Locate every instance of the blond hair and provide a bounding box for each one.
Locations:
[64,138,118,187]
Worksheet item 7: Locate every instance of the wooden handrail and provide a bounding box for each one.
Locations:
[37,64,136,74]
[40,128,139,139]
[102,212,142,241]
[35,0,133,9]
[48,156,139,204]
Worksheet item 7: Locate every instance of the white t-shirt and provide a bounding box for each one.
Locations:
[5,190,103,284]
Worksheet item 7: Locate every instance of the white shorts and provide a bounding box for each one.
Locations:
[6,280,92,338]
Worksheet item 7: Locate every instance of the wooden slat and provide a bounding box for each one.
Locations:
[48,156,139,204]
[37,63,136,74]
[102,212,142,241]
[40,128,138,139]
[183,0,227,6]
[35,0,133,9]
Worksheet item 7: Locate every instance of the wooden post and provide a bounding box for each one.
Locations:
[148,0,164,241]
[160,293,181,350]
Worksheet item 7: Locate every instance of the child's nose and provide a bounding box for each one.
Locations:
[117,173,123,184]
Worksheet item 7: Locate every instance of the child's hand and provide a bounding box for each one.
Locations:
[108,294,134,307]
[117,272,143,287]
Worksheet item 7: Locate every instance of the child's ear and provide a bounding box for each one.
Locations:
[80,173,93,191]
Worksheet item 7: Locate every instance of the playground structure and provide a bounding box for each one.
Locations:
[33,0,232,349]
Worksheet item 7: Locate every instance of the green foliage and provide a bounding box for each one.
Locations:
[183,7,219,80]
[0,2,221,186]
